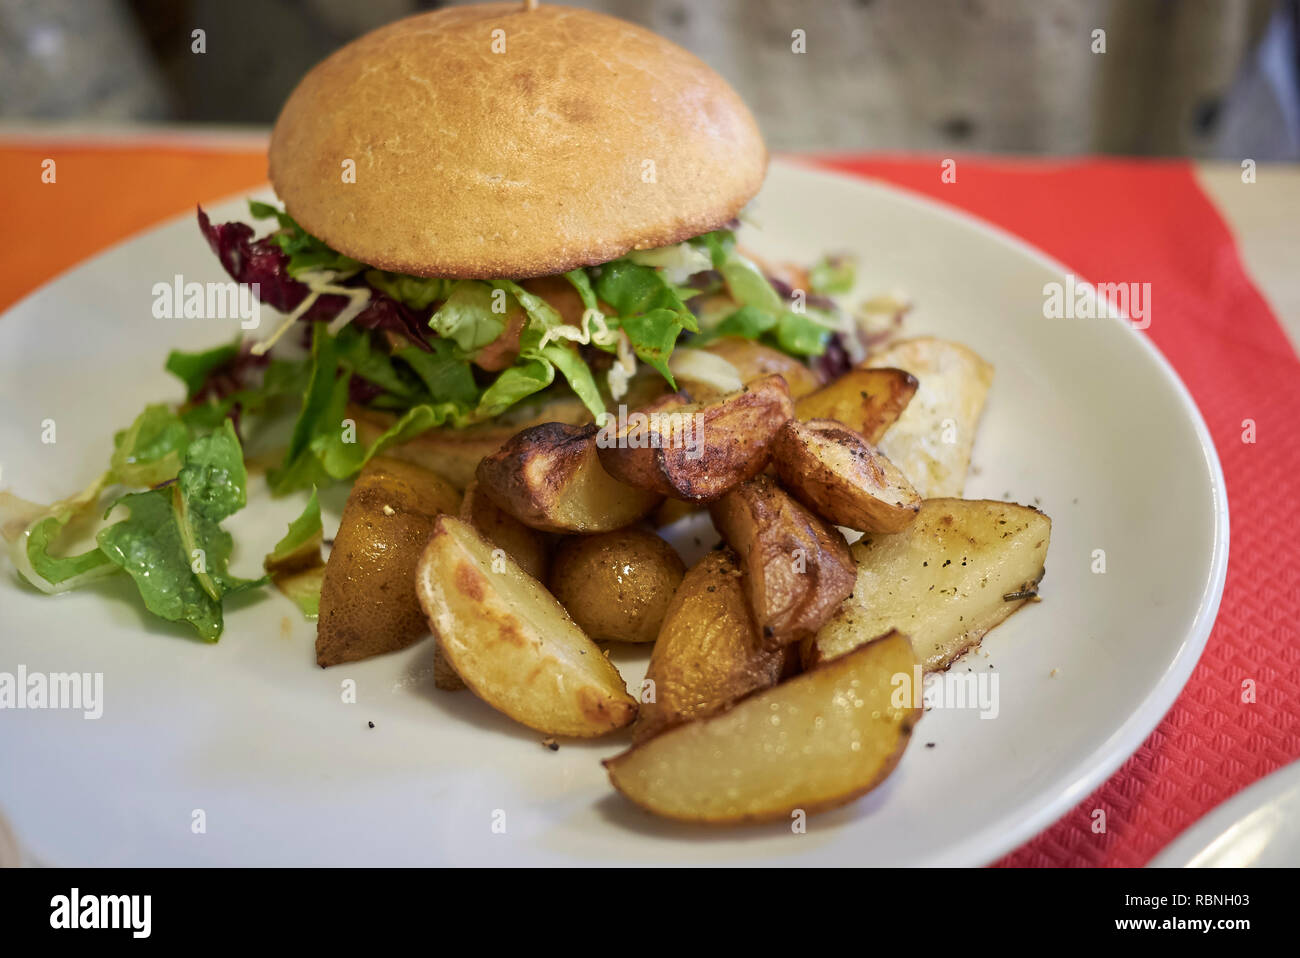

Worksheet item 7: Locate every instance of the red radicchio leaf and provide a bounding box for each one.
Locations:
[197,206,432,350]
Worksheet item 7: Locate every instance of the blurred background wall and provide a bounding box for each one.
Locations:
[1,0,1297,159]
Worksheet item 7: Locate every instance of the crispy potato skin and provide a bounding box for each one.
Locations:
[432,641,466,691]
[548,528,686,644]
[794,367,918,444]
[709,475,856,647]
[459,480,549,582]
[804,499,1051,672]
[417,516,638,737]
[597,374,795,502]
[606,631,921,824]
[476,422,661,533]
[864,338,993,498]
[772,419,921,534]
[700,337,821,399]
[315,457,461,668]
[348,396,592,490]
[635,548,787,743]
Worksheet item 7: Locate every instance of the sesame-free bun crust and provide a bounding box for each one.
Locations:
[268,3,767,279]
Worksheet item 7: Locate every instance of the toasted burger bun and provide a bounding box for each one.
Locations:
[269,3,767,280]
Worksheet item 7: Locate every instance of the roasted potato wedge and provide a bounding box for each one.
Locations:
[476,422,661,533]
[432,641,466,691]
[698,337,821,399]
[806,499,1050,672]
[606,631,920,824]
[596,374,795,502]
[548,528,685,644]
[794,366,918,444]
[635,548,788,743]
[459,479,549,582]
[772,419,921,534]
[416,516,638,736]
[864,338,993,498]
[709,475,856,646]
[349,395,592,490]
[316,457,461,667]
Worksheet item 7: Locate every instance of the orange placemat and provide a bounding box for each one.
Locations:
[0,143,267,311]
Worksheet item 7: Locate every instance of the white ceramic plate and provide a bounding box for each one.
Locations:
[0,159,1228,866]
[1149,760,1300,867]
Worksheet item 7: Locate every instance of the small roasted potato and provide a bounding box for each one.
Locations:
[548,528,685,644]
[349,395,592,490]
[416,516,638,737]
[772,419,921,534]
[635,548,787,743]
[476,422,661,533]
[316,456,461,667]
[805,499,1051,672]
[596,374,795,502]
[459,480,549,582]
[698,336,821,399]
[708,475,856,647]
[606,631,921,824]
[864,338,993,498]
[794,366,918,444]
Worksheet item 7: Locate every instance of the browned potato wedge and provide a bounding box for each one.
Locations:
[349,395,592,490]
[635,548,787,743]
[709,475,856,646]
[606,631,920,824]
[794,367,918,444]
[416,516,638,736]
[864,338,993,498]
[432,642,466,691]
[698,337,821,399]
[458,480,549,582]
[316,457,461,667]
[806,499,1050,672]
[548,528,685,644]
[476,423,661,533]
[772,419,921,534]
[596,374,795,502]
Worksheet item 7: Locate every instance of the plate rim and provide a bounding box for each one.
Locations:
[1147,758,1300,867]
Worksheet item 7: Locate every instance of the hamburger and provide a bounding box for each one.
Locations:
[195,1,852,492]
[6,2,862,643]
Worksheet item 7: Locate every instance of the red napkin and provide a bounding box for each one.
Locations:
[812,155,1300,867]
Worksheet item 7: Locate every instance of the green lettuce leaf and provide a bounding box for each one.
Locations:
[165,339,241,397]
[264,488,325,620]
[5,473,116,593]
[269,324,479,493]
[809,254,856,295]
[398,339,480,408]
[430,281,507,352]
[364,270,451,310]
[774,310,832,356]
[709,304,778,341]
[96,420,264,641]
[248,200,362,276]
[109,403,192,488]
[477,358,554,418]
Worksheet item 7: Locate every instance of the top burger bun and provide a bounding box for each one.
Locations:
[268,2,767,279]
